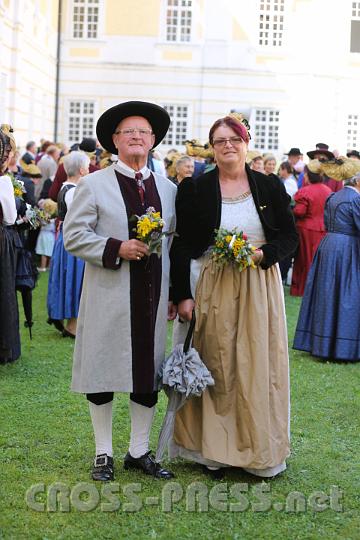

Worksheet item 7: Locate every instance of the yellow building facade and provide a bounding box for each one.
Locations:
[1,0,360,155]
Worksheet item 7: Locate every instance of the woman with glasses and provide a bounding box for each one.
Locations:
[170,113,298,478]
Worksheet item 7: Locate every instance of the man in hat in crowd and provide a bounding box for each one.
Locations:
[49,137,99,201]
[307,143,343,192]
[347,149,360,161]
[285,147,305,176]
[63,101,177,482]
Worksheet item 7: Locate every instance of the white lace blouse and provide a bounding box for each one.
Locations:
[220,192,266,248]
[0,175,17,225]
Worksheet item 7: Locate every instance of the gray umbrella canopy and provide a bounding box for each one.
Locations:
[156,313,214,462]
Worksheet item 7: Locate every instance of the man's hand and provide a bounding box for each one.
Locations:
[119,240,149,261]
[252,248,264,266]
[177,299,195,322]
[168,302,177,321]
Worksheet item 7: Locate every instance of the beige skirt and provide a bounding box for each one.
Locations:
[172,258,290,470]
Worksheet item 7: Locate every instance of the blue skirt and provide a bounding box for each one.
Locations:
[293,232,360,361]
[47,229,84,320]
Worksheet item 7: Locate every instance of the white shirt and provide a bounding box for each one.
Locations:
[283,175,298,198]
[114,159,151,180]
[0,175,17,225]
[61,181,77,211]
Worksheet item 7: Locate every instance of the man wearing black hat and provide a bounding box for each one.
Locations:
[285,147,305,176]
[306,143,343,192]
[346,149,360,160]
[63,101,177,481]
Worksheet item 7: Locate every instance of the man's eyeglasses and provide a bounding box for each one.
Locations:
[212,137,243,147]
[114,128,153,136]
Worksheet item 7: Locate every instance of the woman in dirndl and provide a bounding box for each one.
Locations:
[47,152,89,338]
[0,125,21,363]
[170,114,298,478]
[293,163,360,361]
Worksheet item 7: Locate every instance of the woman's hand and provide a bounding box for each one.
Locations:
[252,248,264,266]
[168,302,177,321]
[177,299,195,322]
[118,239,149,261]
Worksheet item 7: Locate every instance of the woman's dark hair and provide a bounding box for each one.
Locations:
[0,130,12,172]
[209,116,250,145]
[304,165,323,184]
[279,161,293,175]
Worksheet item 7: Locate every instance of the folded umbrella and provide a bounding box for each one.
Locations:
[156,311,214,462]
[15,245,38,339]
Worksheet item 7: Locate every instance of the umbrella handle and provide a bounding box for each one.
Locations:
[183,310,196,354]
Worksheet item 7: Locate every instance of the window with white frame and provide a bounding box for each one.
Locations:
[253,109,280,152]
[166,0,193,43]
[68,101,95,144]
[258,0,285,47]
[162,104,189,146]
[350,2,360,52]
[72,0,99,39]
[347,114,359,150]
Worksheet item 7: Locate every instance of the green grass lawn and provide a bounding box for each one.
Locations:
[1,274,359,540]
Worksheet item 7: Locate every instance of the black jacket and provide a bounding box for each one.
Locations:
[170,164,298,303]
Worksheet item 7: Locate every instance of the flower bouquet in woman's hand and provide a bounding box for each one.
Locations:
[11,176,26,198]
[24,205,51,229]
[130,206,174,257]
[211,228,257,271]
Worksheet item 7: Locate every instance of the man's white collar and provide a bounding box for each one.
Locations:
[114,159,151,179]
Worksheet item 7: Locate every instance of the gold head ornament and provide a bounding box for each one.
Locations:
[319,156,360,181]
[306,159,323,175]
[0,124,16,153]
[184,139,214,159]
[228,113,251,140]
[246,150,262,164]
[164,151,182,178]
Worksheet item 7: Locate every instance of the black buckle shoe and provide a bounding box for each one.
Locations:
[124,451,174,480]
[92,454,114,481]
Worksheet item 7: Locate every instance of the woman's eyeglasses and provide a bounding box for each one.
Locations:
[212,137,243,147]
[114,128,153,136]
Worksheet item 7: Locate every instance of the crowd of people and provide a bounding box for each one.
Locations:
[1,102,359,482]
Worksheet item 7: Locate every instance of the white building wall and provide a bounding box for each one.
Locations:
[0,0,59,148]
[1,0,360,156]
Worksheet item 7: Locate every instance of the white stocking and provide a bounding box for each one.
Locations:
[89,401,113,457]
[129,400,155,458]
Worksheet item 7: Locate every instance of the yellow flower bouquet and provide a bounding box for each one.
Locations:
[131,206,173,257]
[211,228,257,271]
[24,205,51,229]
[11,176,26,198]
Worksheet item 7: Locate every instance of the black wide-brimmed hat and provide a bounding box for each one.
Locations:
[96,101,170,154]
[307,143,334,160]
[346,149,360,159]
[285,147,302,156]
[79,137,97,153]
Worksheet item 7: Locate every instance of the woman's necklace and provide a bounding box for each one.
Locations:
[220,175,250,201]
[222,190,252,203]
